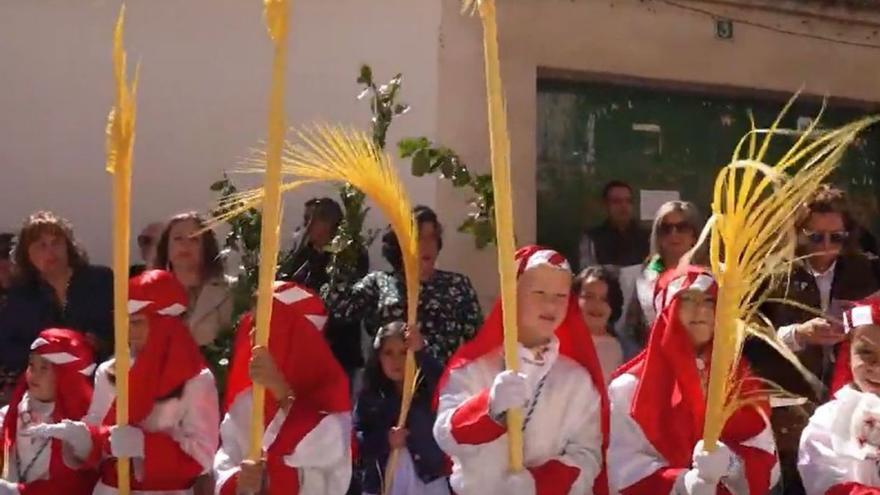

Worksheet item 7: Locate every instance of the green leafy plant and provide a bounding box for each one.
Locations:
[397,137,496,248]
[204,174,264,391]
[356,64,496,249]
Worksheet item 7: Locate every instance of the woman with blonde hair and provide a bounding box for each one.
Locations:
[617,201,702,359]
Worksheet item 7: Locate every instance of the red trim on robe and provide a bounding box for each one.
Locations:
[84,425,111,469]
[619,467,685,495]
[827,483,880,495]
[98,431,203,491]
[528,459,580,495]
[218,472,240,495]
[729,443,777,495]
[18,471,98,495]
[449,389,506,445]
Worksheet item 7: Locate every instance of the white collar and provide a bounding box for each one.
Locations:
[517,338,559,365]
[19,394,54,419]
[807,260,837,279]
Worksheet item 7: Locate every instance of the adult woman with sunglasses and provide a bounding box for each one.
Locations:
[617,201,702,360]
[761,184,880,495]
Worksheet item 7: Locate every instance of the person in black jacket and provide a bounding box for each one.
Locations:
[0,211,113,377]
[279,197,370,378]
[354,321,448,495]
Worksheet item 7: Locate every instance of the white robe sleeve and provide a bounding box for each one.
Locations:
[608,373,680,494]
[548,371,603,494]
[433,364,500,462]
[798,399,878,495]
[213,390,251,494]
[174,369,220,473]
[213,390,352,495]
[283,412,352,495]
[84,361,115,426]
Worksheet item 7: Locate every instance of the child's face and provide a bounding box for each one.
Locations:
[26,354,56,402]
[676,289,716,350]
[517,265,572,347]
[851,325,880,395]
[129,314,150,355]
[379,336,407,384]
[578,277,611,331]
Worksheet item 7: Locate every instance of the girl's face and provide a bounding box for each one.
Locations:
[168,219,203,272]
[417,222,440,280]
[578,277,612,332]
[378,336,407,383]
[851,325,880,395]
[676,289,716,350]
[26,354,56,402]
[517,265,572,347]
[129,313,150,355]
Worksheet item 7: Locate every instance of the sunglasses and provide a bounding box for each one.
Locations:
[137,235,154,248]
[658,221,694,236]
[802,229,849,245]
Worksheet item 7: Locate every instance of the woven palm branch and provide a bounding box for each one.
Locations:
[699,96,879,449]
[107,6,138,494]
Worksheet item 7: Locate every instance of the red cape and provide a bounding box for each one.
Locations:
[224,282,350,495]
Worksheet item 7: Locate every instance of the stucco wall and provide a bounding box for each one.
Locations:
[0,0,441,269]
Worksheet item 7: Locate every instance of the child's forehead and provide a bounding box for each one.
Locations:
[29,353,51,365]
[852,325,880,347]
[519,264,572,286]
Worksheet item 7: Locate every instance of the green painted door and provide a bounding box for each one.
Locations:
[536,79,880,268]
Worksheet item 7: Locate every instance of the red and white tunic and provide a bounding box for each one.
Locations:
[799,385,880,494]
[213,282,351,495]
[0,395,96,494]
[0,328,99,495]
[434,340,603,494]
[433,246,610,495]
[85,270,219,495]
[85,361,218,495]
[214,390,351,495]
[608,371,778,494]
[608,267,779,495]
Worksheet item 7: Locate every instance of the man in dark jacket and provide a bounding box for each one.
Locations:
[279,197,369,377]
[760,185,880,495]
[579,180,649,270]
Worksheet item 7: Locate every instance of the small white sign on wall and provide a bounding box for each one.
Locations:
[640,189,680,221]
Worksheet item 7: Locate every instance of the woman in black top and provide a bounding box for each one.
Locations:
[0,211,113,376]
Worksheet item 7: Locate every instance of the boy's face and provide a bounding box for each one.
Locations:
[26,354,56,402]
[517,265,572,347]
[851,325,880,395]
[129,313,150,355]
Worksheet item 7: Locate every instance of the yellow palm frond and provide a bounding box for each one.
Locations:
[461,0,480,15]
[248,0,290,463]
[106,6,138,494]
[468,0,525,472]
[231,125,420,317]
[700,96,879,449]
